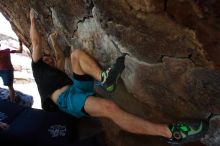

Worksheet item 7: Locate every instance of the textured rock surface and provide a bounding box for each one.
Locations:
[0,0,220,146]
[202,115,220,146]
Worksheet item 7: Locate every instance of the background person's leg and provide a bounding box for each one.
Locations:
[1,70,16,102]
[30,8,42,62]
[8,84,15,102]
[84,96,172,138]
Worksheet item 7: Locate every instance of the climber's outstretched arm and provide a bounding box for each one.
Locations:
[30,8,42,62]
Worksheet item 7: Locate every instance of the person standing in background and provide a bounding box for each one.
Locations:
[0,39,23,102]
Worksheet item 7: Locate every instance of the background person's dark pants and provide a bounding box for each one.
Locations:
[0,100,105,146]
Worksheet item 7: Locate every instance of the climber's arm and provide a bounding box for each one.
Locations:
[30,9,42,62]
[50,32,65,71]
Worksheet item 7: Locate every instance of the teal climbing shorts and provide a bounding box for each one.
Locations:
[56,76,94,118]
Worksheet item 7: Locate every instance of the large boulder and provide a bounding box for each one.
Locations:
[0,0,220,145]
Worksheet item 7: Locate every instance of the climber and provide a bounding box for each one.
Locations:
[0,39,23,102]
[29,8,208,144]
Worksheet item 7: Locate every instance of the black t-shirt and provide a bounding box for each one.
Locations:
[32,59,73,111]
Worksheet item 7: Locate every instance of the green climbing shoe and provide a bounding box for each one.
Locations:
[167,120,209,145]
[101,53,126,92]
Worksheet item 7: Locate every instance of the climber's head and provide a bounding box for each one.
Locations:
[42,54,55,67]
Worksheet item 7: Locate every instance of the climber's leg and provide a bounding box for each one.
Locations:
[84,95,172,137]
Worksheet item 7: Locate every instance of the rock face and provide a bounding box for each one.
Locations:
[0,0,220,146]
[202,115,220,146]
